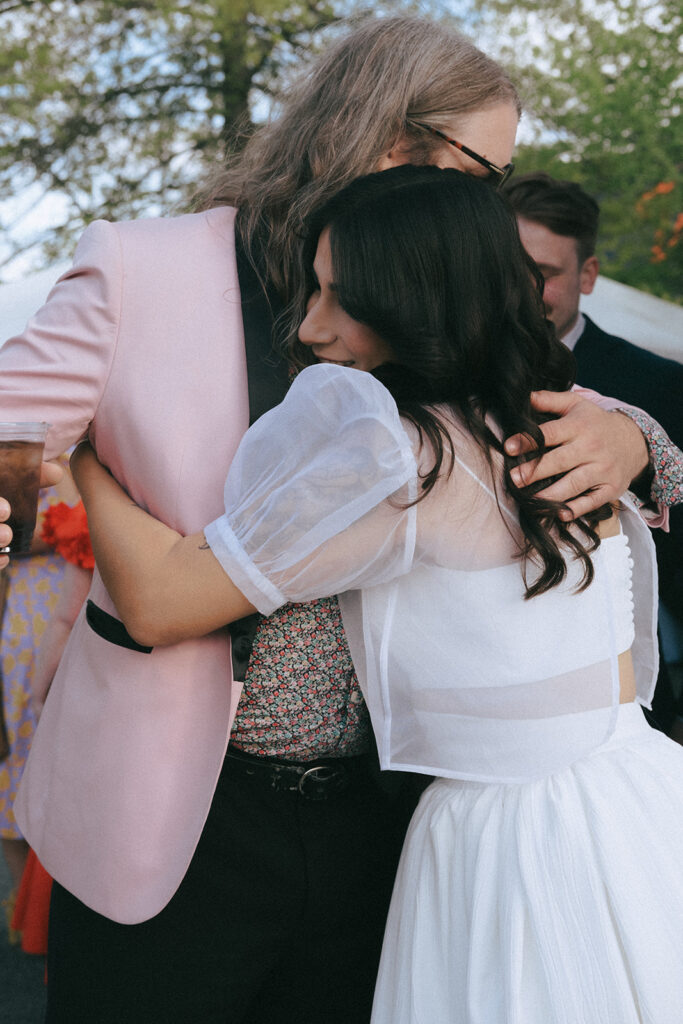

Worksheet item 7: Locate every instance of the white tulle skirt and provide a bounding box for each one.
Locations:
[372,703,683,1024]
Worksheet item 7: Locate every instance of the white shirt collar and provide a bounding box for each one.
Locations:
[560,313,586,352]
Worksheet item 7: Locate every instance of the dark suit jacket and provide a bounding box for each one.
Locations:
[573,314,683,722]
[574,315,683,450]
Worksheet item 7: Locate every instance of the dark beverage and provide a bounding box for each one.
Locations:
[0,425,48,555]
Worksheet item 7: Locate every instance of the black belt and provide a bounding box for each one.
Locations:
[225,745,369,801]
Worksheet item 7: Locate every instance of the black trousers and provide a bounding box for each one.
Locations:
[45,755,418,1024]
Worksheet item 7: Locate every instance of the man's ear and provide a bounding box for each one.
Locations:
[579,255,599,296]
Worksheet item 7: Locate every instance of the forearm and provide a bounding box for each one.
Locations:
[74,451,254,646]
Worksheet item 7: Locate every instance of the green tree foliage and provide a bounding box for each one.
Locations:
[2,0,680,301]
[0,0,340,274]
[477,0,682,301]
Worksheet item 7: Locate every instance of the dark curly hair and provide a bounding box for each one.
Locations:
[293,165,611,598]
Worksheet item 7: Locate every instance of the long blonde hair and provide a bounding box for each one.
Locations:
[197,15,520,315]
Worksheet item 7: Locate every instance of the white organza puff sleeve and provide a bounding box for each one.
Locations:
[204,364,419,615]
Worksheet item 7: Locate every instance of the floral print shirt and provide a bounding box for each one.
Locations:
[619,408,683,508]
[230,596,369,760]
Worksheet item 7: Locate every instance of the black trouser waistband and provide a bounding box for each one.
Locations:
[224,745,370,801]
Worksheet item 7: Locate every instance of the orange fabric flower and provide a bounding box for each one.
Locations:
[40,501,95,570]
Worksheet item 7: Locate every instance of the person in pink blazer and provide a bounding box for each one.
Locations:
[0,15,673,1024]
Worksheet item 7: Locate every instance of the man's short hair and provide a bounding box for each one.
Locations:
[503,172,600,265]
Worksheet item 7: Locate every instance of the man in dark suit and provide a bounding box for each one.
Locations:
[504,171,683,739]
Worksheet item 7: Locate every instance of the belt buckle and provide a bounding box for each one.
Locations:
[270,766,300,794]
[298,764,343,801]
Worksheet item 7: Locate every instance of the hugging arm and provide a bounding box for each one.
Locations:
[72,365,416,649]
[71,444,256,647]
[504,389,680,521]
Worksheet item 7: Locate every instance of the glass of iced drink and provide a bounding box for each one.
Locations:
[0,422,49,556]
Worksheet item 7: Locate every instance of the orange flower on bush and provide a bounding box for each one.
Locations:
[637,181,676,214]
[640,181,675,205]
[639,181,681,263]
[41,501,95,570]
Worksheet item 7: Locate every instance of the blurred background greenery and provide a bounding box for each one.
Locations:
[0,0,680,301]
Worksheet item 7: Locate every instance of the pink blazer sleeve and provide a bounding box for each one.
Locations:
[0,220,122,459]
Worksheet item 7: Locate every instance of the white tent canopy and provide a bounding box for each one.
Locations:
[1,263,681,363]
[580,277,683,365]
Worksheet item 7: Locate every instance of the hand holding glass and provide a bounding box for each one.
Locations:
[0,422,49,555]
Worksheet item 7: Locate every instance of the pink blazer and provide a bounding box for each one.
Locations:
[1,208,250,923]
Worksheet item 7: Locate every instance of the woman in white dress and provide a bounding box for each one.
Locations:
[72,165,683,1023]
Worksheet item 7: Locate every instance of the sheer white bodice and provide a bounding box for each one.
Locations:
[205,365,658,783]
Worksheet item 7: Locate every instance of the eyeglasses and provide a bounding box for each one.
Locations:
[409,120,514,189]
